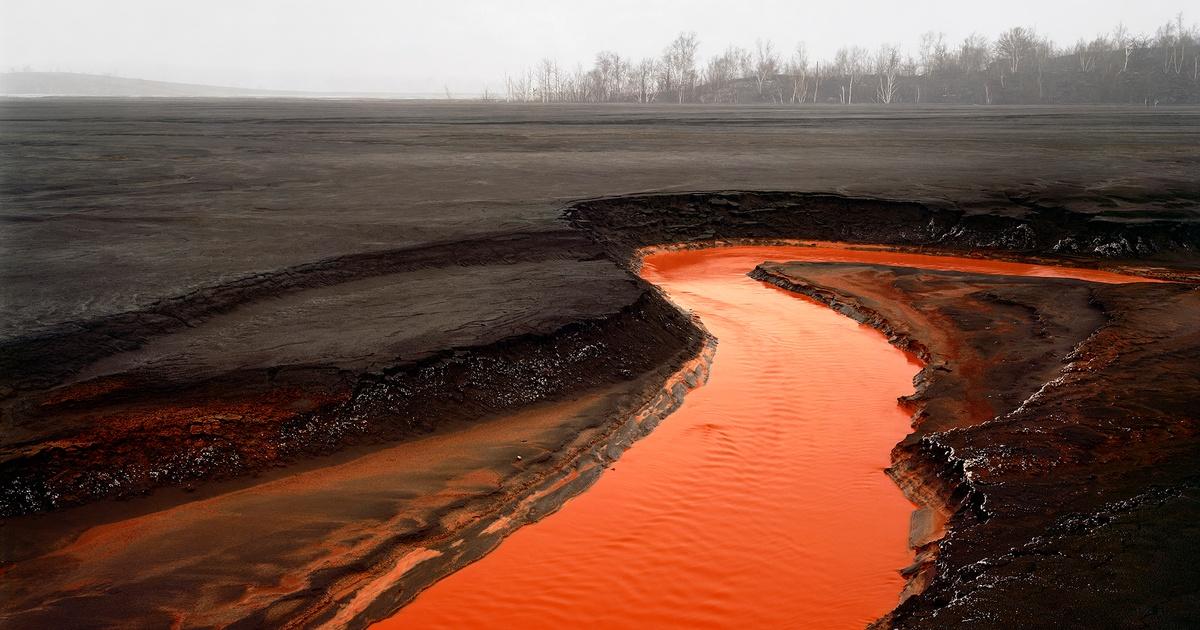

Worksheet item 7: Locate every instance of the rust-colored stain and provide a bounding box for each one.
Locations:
[377,245,1149,629]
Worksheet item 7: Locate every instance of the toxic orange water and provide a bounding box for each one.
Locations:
[377,245,1147,629]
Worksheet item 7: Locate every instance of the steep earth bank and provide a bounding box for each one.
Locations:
[751,262,1199,628]
[0,339,714,629]
[567,191,1200,268]
[0,256,701,515]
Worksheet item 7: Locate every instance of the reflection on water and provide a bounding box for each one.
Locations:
[376,245,1145,629]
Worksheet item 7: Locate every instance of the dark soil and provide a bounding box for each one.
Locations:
[2,100,1199,628]
[752,262,1200,629]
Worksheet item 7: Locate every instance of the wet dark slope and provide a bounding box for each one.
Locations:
[0,250,701,516]
[6,190,1198,517]
[751,263,1200,629]
[567,191,1200,265]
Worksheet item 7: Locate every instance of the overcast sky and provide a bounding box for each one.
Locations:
[1,0,1191,94]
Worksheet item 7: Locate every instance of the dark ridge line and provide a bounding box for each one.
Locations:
[0,287,701,517]
[564,190,1200,266]
[746,259,1198,629]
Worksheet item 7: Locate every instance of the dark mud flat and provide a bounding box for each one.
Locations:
[4,102,1200,513]
[2,101,1200,627]
[0,259,710,628]
[752,262,1200,628]
[0,381,709,629]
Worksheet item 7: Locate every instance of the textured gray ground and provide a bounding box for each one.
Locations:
[2,100,1199,628]
[4,101,1198,341]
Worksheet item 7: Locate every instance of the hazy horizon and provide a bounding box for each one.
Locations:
[1,0,1192,94]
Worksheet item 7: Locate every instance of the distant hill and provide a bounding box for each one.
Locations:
[0,72,449,99]
[0,72,305,97]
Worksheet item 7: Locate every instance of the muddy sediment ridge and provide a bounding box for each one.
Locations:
[0,230,702,516]
[749,262,1199,627]
[565,191,1200,270]
[3,190,1199,627]
[568,191,1199,625]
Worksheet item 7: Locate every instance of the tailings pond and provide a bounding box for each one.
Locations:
[378,244,1144,629]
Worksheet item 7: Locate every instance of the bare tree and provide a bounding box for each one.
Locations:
[1174,13,1190,75]
[754,39,780,96]
[1157,18,1177,73]
[833,47,868,103]
[493,14,1199,106]
[704,46,750,102]
[1156,13,1193,75]
[875,44,901,103]
[917,31,948,77]
[1074,39,1093,72]
[995,26,1036,74]
[847,46,868,103]
[591,51,629,102]
[811,60,822,103]
[1112,23,1134,73]
[958,33,992,73]
[1181,14,1198,77]
[1073,36,1108,72]
[505,69,534,102]
[833,48,849,103]
[787,43,810,104]
[702,54,729,94]
[504,74,518,102]
[537,58,560,103]
[1034,36,1056,100]
[633,58,658,103]
[663,32,700,104]
[900,53,919,102]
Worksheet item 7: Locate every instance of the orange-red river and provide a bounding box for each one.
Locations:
[376,245,1143,629]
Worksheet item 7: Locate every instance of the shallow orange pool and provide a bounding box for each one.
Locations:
[376,245,1147,629]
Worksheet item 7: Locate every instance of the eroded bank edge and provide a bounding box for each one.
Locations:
[312,323,718,629]
[747,264,958,610]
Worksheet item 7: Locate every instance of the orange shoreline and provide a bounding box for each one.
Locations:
[373,244,1153,629]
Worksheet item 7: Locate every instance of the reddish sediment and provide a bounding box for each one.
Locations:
[375,245,1180,629]
[379,246,919,629]
[5,102,1200,628]
[0,354,717,629]
[0,290,710,629]
[748,256,1199,628]
[3,188,1199,628]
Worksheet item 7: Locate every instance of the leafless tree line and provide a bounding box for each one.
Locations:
[498,13,1199,104]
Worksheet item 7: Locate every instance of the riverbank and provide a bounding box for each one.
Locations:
[0,329,713,629]
[372,244,1189,629]
[751,260,1199,628]
[377,246,923,629]
[3,239,1196,628]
